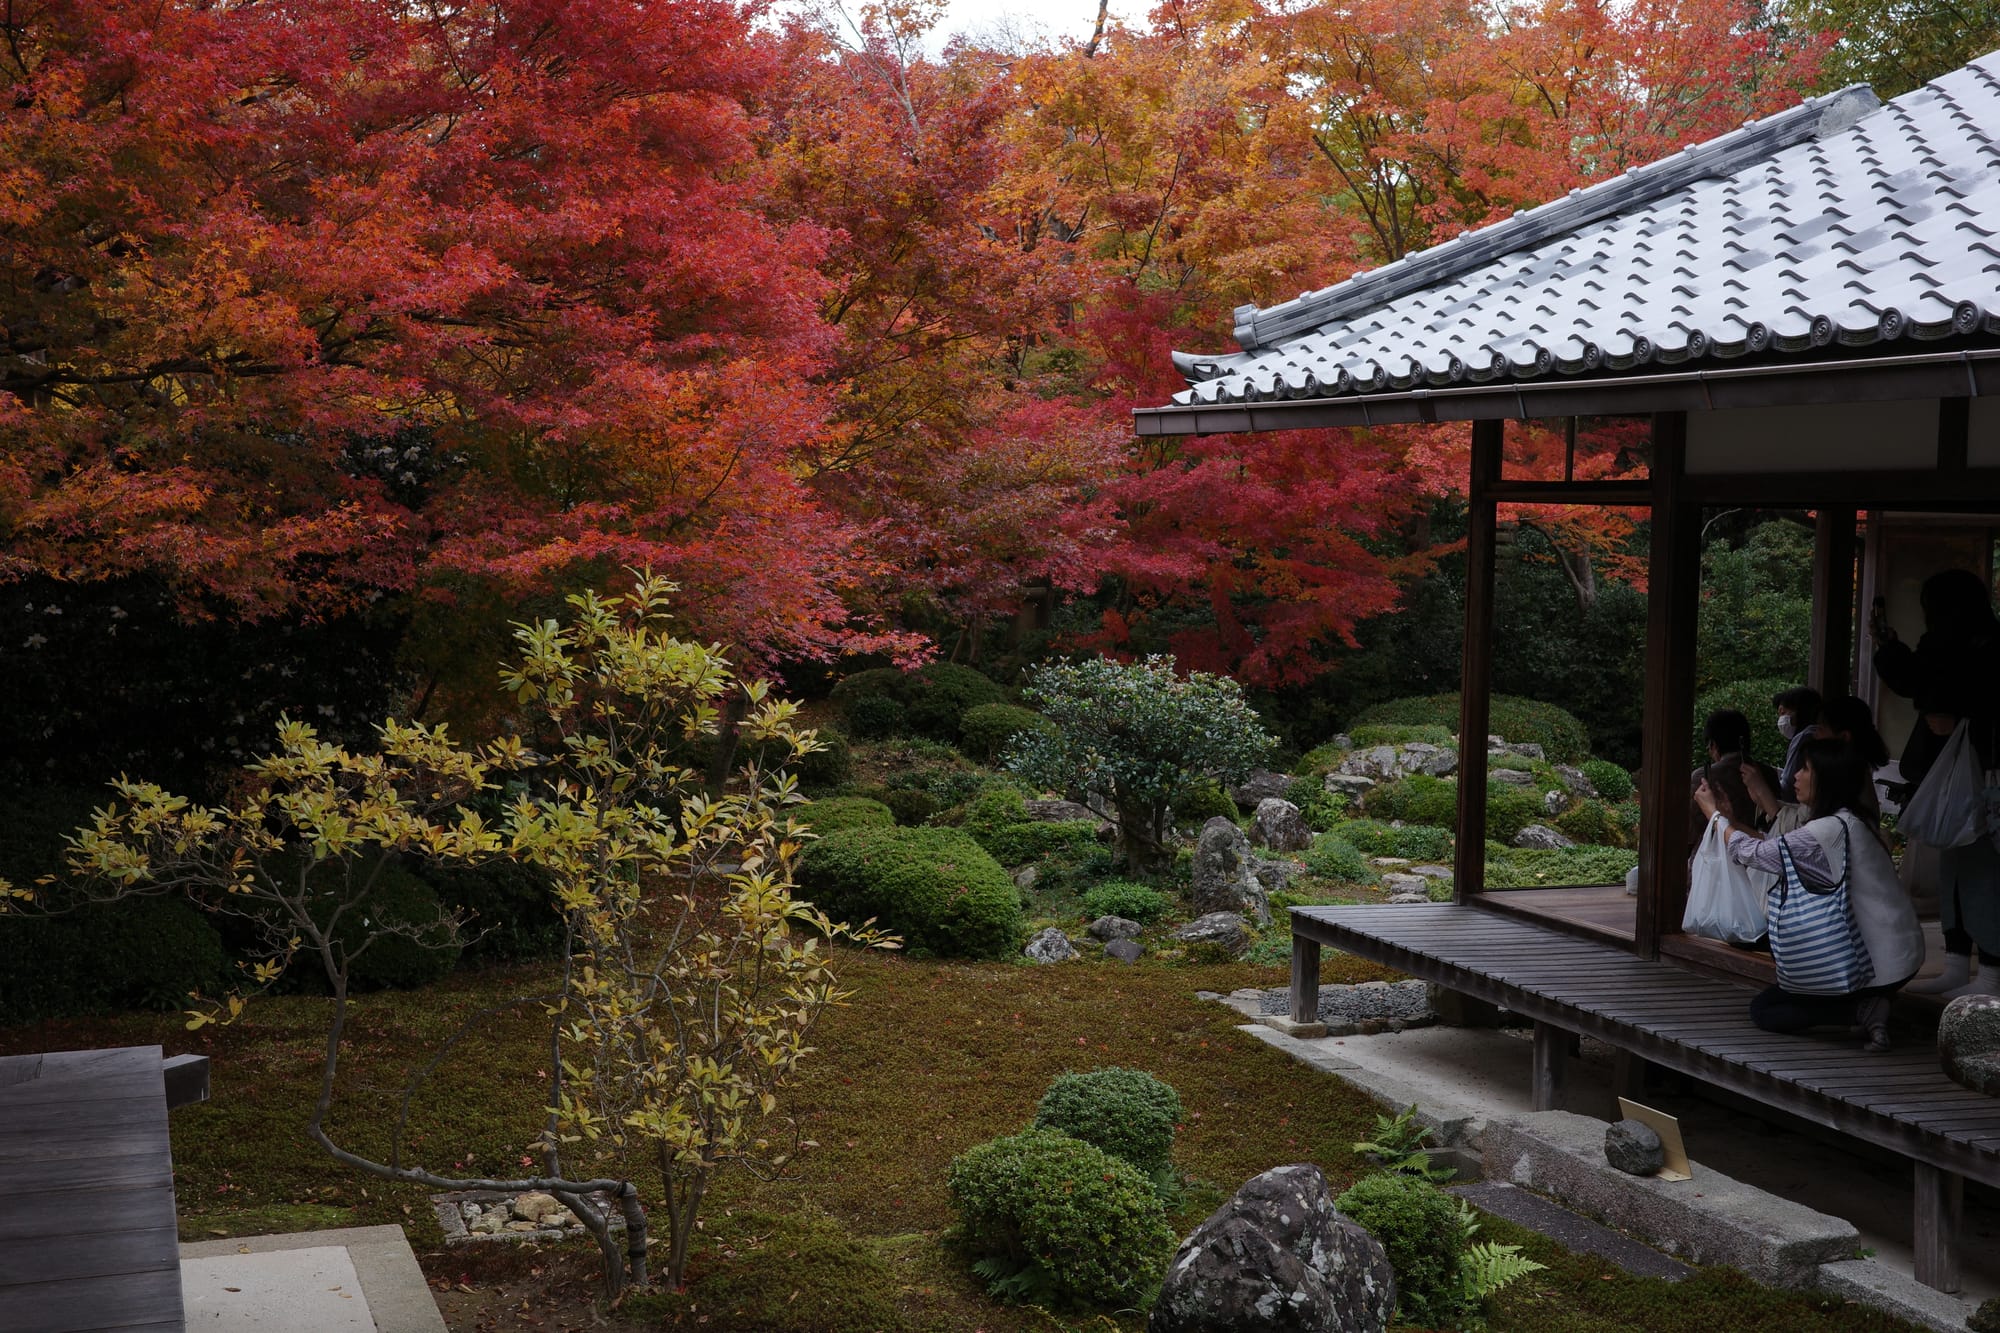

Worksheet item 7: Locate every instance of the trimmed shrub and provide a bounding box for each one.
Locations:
[1485,845,1637,888]
[905,663,1007,742]
[1302,836,1374,883]
[1553,798,1627,849]
[1337,1170,1475,1328]
[1484,784,1546,844]
[1328,819,1453,862]
[1285,775,1348,831]
[794,796,897,836]
[959,784,1031,844]
[0,896,233,1022]
[985,820,1098,869]
[797,724,853,793]
[843,694,906,739]
[1292,741,1346,776]
[948,1129,1176,1310]
[1356,693,1591,764]
[1365,777,1543,843]
[422,858,563,964]
[797,825,1024,959]
[960,703,1054,763]
[1349,722,1455,748]
[830,667,908,710]
[1031,1067,1182,1181]
[1581,759,1634,802]
[1079,880,1170,924]
[1691,675,1793,769]
[882,788,940,826]
[336,866,461,991]
[1172,779,1239,826]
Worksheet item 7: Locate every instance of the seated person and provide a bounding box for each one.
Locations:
[1772,685,1823,801]
[1689,710,1780,844]
[1696,740,1923,1052]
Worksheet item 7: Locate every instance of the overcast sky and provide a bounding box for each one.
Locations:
[926,0,1147,51]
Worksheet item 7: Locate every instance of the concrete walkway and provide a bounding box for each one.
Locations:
[180,1226,445,1333]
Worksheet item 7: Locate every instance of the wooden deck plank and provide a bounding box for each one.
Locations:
[1290,904,2000,1187]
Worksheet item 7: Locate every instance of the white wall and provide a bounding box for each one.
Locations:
[1686,400,1940,473]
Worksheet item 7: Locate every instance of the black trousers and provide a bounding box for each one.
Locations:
[1749,974,1915,1033]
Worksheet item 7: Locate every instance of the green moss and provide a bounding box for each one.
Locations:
[1348,722,1455,748]
[1486,846,1638,888]
[794,796,898,836]
[1293,741,1347,776]
[625,1210,913,1331]
[1356,694,1591,764]
[1327,819,1452,862]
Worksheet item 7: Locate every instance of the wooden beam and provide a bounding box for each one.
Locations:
[1532,1021,1568,1111]
[1913,1162,1963,1292]
[1808,508,1857,699]
[1683,470,2000,508]
[1455,420,1503,901]
[1486,479,1652,506]
[1636,412,1701,960]
[1612,1048,1647,1101]
[1290,936,1322,1026]
[1939,396,1970,474]
[162,1054,209,1111]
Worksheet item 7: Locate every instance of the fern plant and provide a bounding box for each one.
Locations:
[1455,1198,1545,1308]
[1352,1104,1458,1184]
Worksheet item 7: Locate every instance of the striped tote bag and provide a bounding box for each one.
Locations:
[1767,821,1873,996]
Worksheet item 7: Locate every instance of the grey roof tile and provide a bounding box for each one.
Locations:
[1174,53,2000,407]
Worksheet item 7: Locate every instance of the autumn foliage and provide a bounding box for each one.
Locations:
[1,0,1831,691]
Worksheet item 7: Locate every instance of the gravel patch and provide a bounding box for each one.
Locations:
[1256,979,1436,1033]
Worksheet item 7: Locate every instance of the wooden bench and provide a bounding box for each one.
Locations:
[0,1046,210,1332]
[1286,903,2000,1293]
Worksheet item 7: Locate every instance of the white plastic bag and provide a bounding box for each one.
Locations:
[1899,720,1984,850]
[1682,814,1766,944]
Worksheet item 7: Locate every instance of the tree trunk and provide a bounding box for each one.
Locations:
[1116,800,1172,876]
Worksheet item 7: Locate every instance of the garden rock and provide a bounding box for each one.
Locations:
[512,1192,566,1223]
[1489,738,1546,760]
[1543,789,1570,816]
[1088,914,1144,941]
[1024,927,1080,964]
[1149,1162,1395,1333]
[1380,872,1430,899]
[1490,767,1537,786]
[1554,764,1598,796]
[1230,769,1295,809]
[1025,798,1096,823]
[1252,858,1306,895]
[1605,1119,1664,1175]
[1940,994,2000,1095]
[1012,865,1039,892]
[1193,817,1272,924]
[1259,979,1434,1033]
[1172,912,1252,956]
[1409,864,1451,879]
[1338,746,1401,782]
[1251,798,1314,853]
[1324,774,1376,799]
[1970,1296,2000,1333]
[471,1213,506,1235]
[1104,938,1144,964]
[1398,743,1458,777]
[1513,823,1576,850]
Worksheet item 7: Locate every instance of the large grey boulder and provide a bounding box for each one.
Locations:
[1172,912,1253,957]
[1230,769,1295,810]
[1513,823,1576,850]
[1104,938,1144,964]
[1024,797,1096,823]
[1338,747,1401,782]
[1023,927,1079,964]
[1324,774,1376,799]
[1489,767,1537,786]
[1252,858,1307,895]
[1553,764,1598,797]
[1251,798,1314,853]
[1397,743,1458,778]
[1149,1163,1395,1333]
[1543,789,1571,817]
[1192,817,1271,924]
[1087,914,1143,941]
[1940,993,2000,1095]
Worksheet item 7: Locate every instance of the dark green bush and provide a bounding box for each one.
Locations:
[882,788,940,826]
[1328,819,1452,862]
[1285,775,1349,831]
[960,703,1054,763]
[1292,741,1347,776]
[1580,759,1634,802]
[1079,880,1170,924]
[1337,1170,1474,1328]
[959,784,1031,844]
[947,1129,1176,1310]
[794,796,897,836]
[1031,1067,1182,1181]
[1484,784,1546,844]
[335,865,462,991]
[1355,693,1591,764]
[830,667,909,709]
[1349,722,1455,748]
[1366,776,1543,843]
[1172,779,1239,826]
[1484,845,1637,888]
[905,663,1007,742]
[1553,798,1628,849]
[796,724,853,793]
[422,858,563,964]
[1690,676,1793,769]
[984,820,1099,868]
[797,826,1024,959]
[843,694,907,739]
[1302,836,1374,882]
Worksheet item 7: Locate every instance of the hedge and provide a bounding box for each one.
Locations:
[796,825,1024,959]
[1353,693,1592,763]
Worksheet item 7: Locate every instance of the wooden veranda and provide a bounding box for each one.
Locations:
[1136,56,2000,1293]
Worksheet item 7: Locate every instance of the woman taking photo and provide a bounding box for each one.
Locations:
[1695,740,1923,1052]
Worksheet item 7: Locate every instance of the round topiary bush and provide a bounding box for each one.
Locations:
[1329,819,1453,862]
[947,1129,1176,1310]
[1580,759,1634,803]
[1172,779,1239,826]
[1553,797,1626,848]
[422,857,564,963]
[1354,693,1591,764]
[960,703,1055,763]
[843,693,907,739]
[337,865,462,991]
[1079,880,1170,925]
[796,724,853,793]
[1363,775,1457,827]
[793,796,897,836]
[1483,783,1546,844]
[830,667,909,711]
[882,787,941,826]
[1348,722,1456,748]
[1336,1171,1475,1328]
[904,663,1007,742]
[984,820,1098,868]
[1031,1067,1183,1181]
[1303,835,1373,882]
[796,825,1024,959]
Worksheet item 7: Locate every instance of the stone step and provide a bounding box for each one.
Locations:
[1450,1180,1695,1282]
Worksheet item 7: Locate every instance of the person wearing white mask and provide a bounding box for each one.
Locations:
[1771,686,1821,803]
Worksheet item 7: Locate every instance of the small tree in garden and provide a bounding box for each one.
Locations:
[5,573,889,1297]
[1007,655,1273,873]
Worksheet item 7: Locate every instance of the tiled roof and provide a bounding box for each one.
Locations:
[1172,53,2000,407]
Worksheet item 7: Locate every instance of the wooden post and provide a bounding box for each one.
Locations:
[1611,1048,1646,1102]
[1531,1021,1567,1111]
[1808,508,1857,699]
[1634,412,1700,960]
[1455,419,1503,901]
[1290,937,1322,1026]
[1913,1162,1963,1292]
